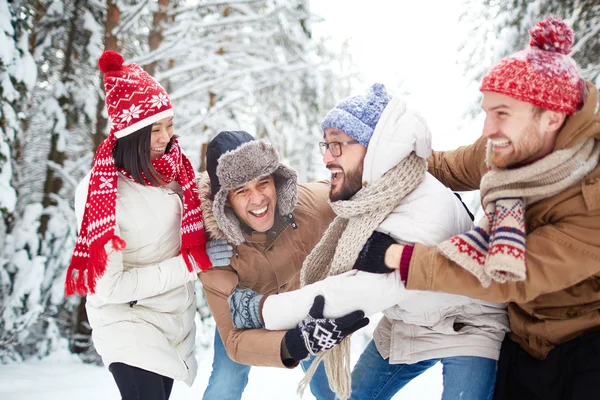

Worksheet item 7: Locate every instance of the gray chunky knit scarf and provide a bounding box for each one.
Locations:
[298,152,426,400]
[438,137,600,287]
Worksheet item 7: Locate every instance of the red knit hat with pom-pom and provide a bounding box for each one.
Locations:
[99,50,173,138]
[480,17,583,114]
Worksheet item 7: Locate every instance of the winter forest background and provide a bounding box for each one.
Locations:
[0,0,598,393]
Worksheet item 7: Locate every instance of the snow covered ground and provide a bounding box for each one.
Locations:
[0,316,443,400]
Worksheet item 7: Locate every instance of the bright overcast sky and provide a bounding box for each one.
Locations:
[311,0,484,150]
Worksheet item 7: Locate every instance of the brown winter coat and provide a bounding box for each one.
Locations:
[408,81,600,360]
[198,174,335,367]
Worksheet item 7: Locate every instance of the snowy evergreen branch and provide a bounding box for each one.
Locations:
[169,0,266,17]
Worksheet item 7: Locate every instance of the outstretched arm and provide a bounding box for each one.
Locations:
[388,212,600,304]
[254,270,408,331]
[427,136,488,191]
[230,232,409,331]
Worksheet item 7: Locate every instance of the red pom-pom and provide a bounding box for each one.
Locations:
[98,50,124,73]
[529,17,574,55]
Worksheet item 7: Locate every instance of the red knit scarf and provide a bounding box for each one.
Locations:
[65,135,211,296]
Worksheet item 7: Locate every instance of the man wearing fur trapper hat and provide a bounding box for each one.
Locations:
[197,131,368,400]
[229,84,509,400]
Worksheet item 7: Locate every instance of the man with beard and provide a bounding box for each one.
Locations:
[198,131,368,400]
[371,18,600,400]
[229,84,509,400]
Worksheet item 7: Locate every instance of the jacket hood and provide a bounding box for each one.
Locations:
[554,81,600,151]
[362,96,432,185]
[198,140,298,245]
[197,172,226,241]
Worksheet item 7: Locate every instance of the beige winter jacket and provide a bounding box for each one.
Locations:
[198,174,335,367]
[408,81,600,360]
[75,172,199,385]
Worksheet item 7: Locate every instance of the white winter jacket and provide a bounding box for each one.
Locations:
[75,172,199,385]
[261,96,509,364]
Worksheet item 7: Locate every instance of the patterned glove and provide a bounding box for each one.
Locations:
[206,239,234,267]
[228,288,264,329]
[284,295,369,361]
[353,231,397,274]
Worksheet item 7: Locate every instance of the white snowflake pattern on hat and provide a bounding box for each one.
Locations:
[149,93,169,109]
[119,104,143,123]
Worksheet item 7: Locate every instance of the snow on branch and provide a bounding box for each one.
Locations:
[45,160,79,190]
[570,23,600,56]
[169,0,267,17]
[112,0,152,37]
[163,6,283,37]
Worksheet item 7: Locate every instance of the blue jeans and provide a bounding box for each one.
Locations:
[350,340,497,400]
[301,356,336,400]
[202,330,250,400]
[203,328,334,400]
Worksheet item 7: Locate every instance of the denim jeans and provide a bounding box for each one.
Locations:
[203,328,334,400]
[349,340,497,400]
[300,356,336,400]
[202,330,250,400]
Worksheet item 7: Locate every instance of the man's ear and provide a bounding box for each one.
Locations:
[224,198,231,208]
[542,110,567,134]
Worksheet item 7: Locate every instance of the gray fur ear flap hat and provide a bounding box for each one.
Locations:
[206,131,298,245]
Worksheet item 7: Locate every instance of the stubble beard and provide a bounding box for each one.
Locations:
[492,120,545,169]
[329,164,364,202]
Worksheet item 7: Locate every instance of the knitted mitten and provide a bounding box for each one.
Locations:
[228,288,264,329]
[284,295,368,361]
[353,231,397,274]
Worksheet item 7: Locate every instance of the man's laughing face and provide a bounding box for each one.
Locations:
[322,128,366,202]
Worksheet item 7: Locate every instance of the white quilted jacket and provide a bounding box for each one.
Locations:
[75,172,198,385]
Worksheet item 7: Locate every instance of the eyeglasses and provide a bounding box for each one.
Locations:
[319,140,359,157]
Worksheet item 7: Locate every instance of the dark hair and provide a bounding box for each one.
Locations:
[113,125,177,186]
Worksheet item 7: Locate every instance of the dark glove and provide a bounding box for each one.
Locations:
[353,231,397,274]
[283,295,369,361]
[228,288,264,329]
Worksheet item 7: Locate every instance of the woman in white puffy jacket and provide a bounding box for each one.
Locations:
[66,51,211,400]
[232,91,510,400]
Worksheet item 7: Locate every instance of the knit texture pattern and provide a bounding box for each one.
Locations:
[99,51,174,138]
[437,137,600,287]
[321,83,391,147]
[228,288,264,329]
[66,136,210,296]
[298,153,426,400]
[480,17,583,114]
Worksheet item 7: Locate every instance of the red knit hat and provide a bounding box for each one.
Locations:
[480,17,583,114]
[99,50,173,138]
